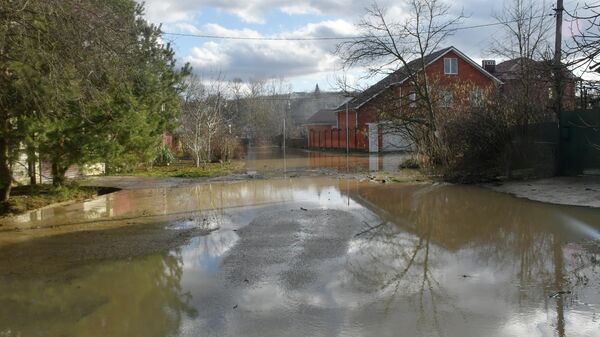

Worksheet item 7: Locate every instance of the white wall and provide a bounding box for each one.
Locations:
[367,123,379,153]
[369,123,414,153]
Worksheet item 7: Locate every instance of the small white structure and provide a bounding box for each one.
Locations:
[367,123,414,153]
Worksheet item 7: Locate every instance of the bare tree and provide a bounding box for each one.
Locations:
[180,75,225,167]
[492,0,553,62]
[238,78,291,143]
[566,2,600,73]
[337,0,464,135]
[490,0,555,124]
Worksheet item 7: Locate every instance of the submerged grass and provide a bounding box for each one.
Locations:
[1,184,115,217]
[122,161,246,178]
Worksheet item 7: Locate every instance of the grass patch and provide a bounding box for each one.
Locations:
[122,161,246,178]
[370,169,429,184]
[1,184,117,217]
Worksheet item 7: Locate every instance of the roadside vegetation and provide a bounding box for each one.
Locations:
[1,0,189,206]
[0,184,117,217]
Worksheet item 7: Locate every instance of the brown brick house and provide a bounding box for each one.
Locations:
[306,46,501,152]
[492,58,577,116]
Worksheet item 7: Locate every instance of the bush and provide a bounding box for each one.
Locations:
[418,105,514,183]
[399,156,420,169]
[154,144,175,166]
[213,133,242,163]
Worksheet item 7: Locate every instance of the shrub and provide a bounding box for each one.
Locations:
[154,144,175,166]
[418,104,514,183]
[399,156,420,169]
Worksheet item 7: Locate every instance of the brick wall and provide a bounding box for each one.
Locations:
[311,50,499,152]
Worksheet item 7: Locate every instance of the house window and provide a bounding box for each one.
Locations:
[470,90,483,107]
[409,92,417,107]
[440,91,453,107]
[444,58,458,75]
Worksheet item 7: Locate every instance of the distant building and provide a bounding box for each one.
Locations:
[306,46,501,152]
[305,108,339,148]
[492,57,577,115]
[289,91,347,139]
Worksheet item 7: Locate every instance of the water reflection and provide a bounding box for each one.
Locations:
[0,249,196,337]
[345,184,600,337]
[0,179,599,337]
[0,178,368,230]
[243,146,408,173]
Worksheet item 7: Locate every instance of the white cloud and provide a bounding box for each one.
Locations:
[139,0,567,90]
[180,22,358,82]
[140,0,402,25]
[141,0,200,24]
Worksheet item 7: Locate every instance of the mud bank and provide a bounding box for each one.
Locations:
[486,176,600,208]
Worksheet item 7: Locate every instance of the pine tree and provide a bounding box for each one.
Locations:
[0,0,190,202]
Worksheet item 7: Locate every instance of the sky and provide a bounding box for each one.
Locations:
[137,0,582,92]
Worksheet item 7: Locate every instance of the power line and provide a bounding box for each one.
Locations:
[162,32,349,41]
[161,14,554,41]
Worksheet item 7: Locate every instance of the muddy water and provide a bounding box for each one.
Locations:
[243,146,408,173]
[0,178,599,337]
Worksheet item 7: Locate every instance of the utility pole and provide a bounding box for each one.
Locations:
[345,101,349,155]
[284,100,289,150]
[554,0,564,120]
[554,0,564,174]
[284,100,289,174]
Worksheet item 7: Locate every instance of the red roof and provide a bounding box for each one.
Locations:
[332,46,501,112]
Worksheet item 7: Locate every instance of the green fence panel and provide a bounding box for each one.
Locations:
[560,109,600,174]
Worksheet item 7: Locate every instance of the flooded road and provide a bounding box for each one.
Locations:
[0,177,599,337]
[242,146,408,173]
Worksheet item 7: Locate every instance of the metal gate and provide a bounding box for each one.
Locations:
[560,109,600,175]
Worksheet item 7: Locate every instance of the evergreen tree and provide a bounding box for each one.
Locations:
[0,0,190,202]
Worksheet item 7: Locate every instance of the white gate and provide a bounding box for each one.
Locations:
[367,123,378,153]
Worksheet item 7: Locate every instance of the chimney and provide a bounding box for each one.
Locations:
[482,60,496,73]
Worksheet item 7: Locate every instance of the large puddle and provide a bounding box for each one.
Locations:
[243,146,409,173]
[0,177,599,337]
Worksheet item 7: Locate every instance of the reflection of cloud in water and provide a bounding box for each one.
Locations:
[502,308,600,337]
[4,178,600,337]
[181,231,239,272]
[171,182,600,337]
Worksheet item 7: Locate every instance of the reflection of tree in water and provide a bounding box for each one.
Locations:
[348,219,460,336]
[0,249,196,337]
[346,183,600,337]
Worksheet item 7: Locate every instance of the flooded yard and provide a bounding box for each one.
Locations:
[0,176,599,337]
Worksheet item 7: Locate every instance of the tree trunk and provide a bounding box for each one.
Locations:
[27,150,37,186]
[51,161,67,186]
[0,133,12,203]
[28,159,36,186]
[195,155,200,168]
[26,134,37,186]
[208,134,212,163]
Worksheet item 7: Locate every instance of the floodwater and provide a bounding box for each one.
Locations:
[242,146,408,173]
[0,177,599,337]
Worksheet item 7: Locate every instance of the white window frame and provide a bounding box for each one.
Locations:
[444,58,458,75]
[470,90,483,107]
